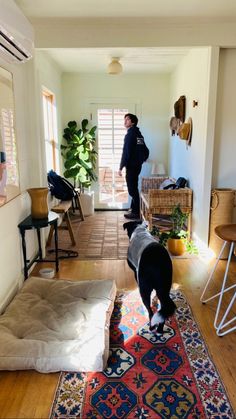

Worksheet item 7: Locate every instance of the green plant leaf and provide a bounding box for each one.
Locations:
[63,168,79,179]
[88,126,97,136]
[61,118,97,188]
[79,158,92,170]
[68,120,77,129]
[78,150,89,161]
[81,118,88,131]
[64,158,79,169]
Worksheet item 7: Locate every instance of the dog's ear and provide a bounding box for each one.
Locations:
[123,222,129,231]
[123,221,138,231]
[123,221,141,239]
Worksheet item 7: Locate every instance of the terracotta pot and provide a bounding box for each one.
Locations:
[27,187,49,219]
[167,237,186,256]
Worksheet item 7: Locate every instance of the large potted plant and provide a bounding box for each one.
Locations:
[151,204,198,256]
[61,119,97,215]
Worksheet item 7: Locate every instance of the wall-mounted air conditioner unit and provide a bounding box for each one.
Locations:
[0,0,34,63]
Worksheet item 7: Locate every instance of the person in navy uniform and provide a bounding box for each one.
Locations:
[118,113,145,219]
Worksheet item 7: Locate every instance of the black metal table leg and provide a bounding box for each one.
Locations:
[36,228,42,259]
[54,220,59,272]
[20,229,28,280]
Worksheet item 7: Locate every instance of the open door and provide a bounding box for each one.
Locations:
[91,104,135,209]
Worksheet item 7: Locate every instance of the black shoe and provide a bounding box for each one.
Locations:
[124,212,140,219]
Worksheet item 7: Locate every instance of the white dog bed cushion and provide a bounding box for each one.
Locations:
[0,276,116,373]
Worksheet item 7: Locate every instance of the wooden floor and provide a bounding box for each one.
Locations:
[0,256,235,417]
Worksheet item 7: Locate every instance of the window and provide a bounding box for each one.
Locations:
[1,108,18,186]
[97,108,128,206]
[42,89,59,172]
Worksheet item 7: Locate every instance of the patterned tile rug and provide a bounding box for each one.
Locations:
[50,290,234,418]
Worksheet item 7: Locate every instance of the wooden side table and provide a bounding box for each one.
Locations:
[18,211,59,280]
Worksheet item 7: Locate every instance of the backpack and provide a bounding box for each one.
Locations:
[47,170,76,201]
[135,137,150,165]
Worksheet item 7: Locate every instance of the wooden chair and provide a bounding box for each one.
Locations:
[200,224,236,336]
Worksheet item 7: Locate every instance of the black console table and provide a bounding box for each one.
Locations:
[18,211,59,280]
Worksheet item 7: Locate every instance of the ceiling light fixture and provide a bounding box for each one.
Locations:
[107,57,123,75]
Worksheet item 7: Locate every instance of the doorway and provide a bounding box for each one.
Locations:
[92,105,135,209]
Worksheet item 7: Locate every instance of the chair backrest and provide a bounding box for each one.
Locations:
[141,176,170,193]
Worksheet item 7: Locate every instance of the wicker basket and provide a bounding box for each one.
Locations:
[147,188,192,214]
[140,176,193,230]
[209,188,235,259]
[141,176,174,193]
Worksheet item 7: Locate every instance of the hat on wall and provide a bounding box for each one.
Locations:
[169,116,180,135]
[174,95,186,122]
[178,117,192,145]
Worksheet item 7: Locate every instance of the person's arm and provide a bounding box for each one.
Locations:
[119,129,136,171]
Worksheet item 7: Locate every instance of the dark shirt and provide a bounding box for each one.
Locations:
[119,126,144,170]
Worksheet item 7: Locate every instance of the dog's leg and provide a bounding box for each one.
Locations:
[156,322,165,334]
[139,287,155,329]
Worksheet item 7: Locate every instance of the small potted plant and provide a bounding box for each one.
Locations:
[151,204,198,256]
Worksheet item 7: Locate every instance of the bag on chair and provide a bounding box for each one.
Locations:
[164,177,187,190]
[47,170,76,201]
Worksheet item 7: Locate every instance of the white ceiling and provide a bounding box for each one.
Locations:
[15,0,236,19]
[14,0,235,73]
[41,47,191,74]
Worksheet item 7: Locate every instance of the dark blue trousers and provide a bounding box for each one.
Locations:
[126,165,142,215]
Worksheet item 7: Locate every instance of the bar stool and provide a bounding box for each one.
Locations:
[200,224,236,336]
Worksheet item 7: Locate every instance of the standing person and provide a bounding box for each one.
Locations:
[118,113,146,219]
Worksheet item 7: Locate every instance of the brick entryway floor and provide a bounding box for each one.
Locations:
[47,210,130,260]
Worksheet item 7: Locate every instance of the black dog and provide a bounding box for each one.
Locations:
[124,221,176,334]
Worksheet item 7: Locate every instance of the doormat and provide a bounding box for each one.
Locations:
[50,290,234,418]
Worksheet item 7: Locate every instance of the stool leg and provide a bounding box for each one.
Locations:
[216,290,236,336]
[214,241,235,329]
[200,240,227,303]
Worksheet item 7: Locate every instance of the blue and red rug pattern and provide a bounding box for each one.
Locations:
[50,290,234,418]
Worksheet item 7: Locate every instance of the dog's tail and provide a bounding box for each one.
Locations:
[150,297,176,327]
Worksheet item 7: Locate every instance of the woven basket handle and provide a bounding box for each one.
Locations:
[210,191,219,211]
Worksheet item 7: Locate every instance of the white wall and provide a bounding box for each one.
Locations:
[213,48,236,221]
[34,50,63,179]
[0,52,62,311]
[0,58,33,311]
[169,47,219,244]
[62,72,170,179]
